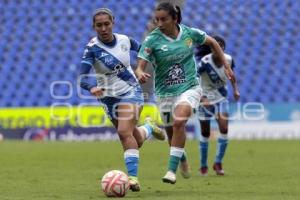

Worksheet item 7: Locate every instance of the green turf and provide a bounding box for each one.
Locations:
[0,140,299,200]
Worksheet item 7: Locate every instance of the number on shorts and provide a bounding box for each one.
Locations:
[162,112,171,124]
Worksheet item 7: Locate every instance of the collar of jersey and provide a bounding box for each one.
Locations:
[161,24,183,42]
[97,34,117,48]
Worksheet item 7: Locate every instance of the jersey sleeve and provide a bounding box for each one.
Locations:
[81,46,95,66]
[137,35,155,63]
[197,60,206,75]
[190,28,207,45]
[129,37,141,52]
[79,46,97,91]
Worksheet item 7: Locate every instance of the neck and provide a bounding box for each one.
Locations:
[165,24,179,39]
[99,34,114,44]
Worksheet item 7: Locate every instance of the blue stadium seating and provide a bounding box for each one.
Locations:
[182,0,300,103]
[0,0,299,107]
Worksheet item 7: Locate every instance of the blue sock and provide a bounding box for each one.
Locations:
[124,149,139,177]
[215,134,228,164]
[200,141,209,168]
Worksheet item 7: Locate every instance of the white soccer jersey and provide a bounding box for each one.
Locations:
[81,33,139,97]
[198,53,234,103]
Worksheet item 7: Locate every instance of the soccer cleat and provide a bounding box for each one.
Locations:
[128,176,140,192]
[199,166,208,176]
[144,118,166,140]
[213,163,225,176]
[162,171,176,184]
[179,161,191,179]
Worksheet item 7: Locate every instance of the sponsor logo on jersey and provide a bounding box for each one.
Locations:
[161,45,168,51]
[165,63,186,85]
[104,56,114,65]
[104,63,126,76]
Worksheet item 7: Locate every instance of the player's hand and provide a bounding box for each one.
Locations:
[90,87,105,97]
[135,69,151,84]
[233,89,240,101]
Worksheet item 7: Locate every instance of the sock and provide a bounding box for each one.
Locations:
[124,149,139,177]
[200,136,209,168]
[139,124,153,139]
[168,146,184,173]
[215,133,228,164]
[180,150,187,162]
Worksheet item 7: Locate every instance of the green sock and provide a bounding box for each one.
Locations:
[168,155,181,173]
[180,151,187,162]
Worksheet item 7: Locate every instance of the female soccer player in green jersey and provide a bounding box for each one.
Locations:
[136,2,236,184]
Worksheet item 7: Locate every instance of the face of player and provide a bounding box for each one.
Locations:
[155,10,177,36]
[93,14,114,43]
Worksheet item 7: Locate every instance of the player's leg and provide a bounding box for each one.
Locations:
[134,118,166,143]
[162,87,202,183]
[199,119,210,176]
[214,101,229,176]
[116,103,141,191]
[198,104,215,176]
[165,125,191,179]
[162,102,192,184]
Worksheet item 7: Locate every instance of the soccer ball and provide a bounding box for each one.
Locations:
[101,170,130,197]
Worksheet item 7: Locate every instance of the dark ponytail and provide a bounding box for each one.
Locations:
[156,2,182,24]
[175,5,182,23]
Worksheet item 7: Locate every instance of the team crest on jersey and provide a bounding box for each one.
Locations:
[185,38,193,48]
[121,44,128,52]
[165,63,186,85]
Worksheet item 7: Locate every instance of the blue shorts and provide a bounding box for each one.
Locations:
[99,87,144,121]
[198,99,229,120]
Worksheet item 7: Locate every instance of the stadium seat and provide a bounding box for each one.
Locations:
[0,0,299,107]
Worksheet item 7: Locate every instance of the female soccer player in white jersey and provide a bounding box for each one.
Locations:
[197,36,240,176]
[135,2,236,184]
[78,8,165,192]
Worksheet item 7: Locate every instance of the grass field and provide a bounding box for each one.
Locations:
[0,140,299,200]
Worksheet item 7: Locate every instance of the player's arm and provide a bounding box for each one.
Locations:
[135,59,151,84]
[204,36,235,81]
[229,59,240,101]
[129,37,141,52]
[135,36,153,84]
[79,46,103,97]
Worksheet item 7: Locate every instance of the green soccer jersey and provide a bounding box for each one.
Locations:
[138,24,206,97]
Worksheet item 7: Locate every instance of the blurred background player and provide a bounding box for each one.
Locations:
[136,2,235,184]
[78,8,165,191]
[197,35,240,176]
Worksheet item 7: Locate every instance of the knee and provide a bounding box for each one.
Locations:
[219,127,228,134]
[118,128,131,142]
[173,120,186,132]
[201,131,210,138]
